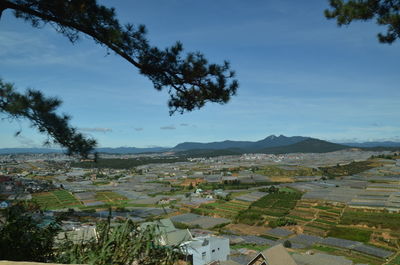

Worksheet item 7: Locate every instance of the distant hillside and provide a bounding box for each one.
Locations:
[341,141,400,148]
[174,135,309,150]
[3,135,396,156]
[255,138,350,154]
[360,146,400,152]
[174,138,351,157]
[175,148,243,157]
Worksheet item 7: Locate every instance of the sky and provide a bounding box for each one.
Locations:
[1,0,400,148]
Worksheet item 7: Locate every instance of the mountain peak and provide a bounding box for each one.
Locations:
[265,134,279,139]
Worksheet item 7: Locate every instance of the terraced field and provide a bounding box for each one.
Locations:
[234,190,303,225]
[289,200,345,236]
[33,190,81,209]
[289,200,400,252]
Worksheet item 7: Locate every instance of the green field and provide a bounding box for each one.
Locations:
[388,254,400,265]
[33,190,81,209]
[340,210,400,231]
[328,227,372,243]
[235,190,302,225]
[289,200,344,237]
[231,244,269,251]
[255,165,320,178]
[33,190,131,210]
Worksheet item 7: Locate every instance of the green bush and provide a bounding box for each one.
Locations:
[235,209,264,225]
[269,217,297,228]
[283,240,292,248]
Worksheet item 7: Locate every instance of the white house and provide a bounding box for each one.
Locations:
[181,236,230,265]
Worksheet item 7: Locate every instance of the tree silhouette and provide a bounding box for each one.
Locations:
[0,202,61,262]
[0,0,238,157]
[325,0,400,44]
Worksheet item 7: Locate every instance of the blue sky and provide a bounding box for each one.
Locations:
[1,0,399,148]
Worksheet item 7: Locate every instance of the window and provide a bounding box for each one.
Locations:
[202,252,206,260]
[212,249,215,253]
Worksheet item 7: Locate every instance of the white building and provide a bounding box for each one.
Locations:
[181,236,230,265]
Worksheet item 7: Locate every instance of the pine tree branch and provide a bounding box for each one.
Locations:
[2,0,142,68]
[3,0,238,114]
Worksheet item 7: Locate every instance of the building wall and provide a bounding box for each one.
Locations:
[186,237,229,265]
[209,237,229,263]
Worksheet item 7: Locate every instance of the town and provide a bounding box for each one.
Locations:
[1,149,399,265]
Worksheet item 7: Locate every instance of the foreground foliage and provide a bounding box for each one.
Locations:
[0,204,181,264]
[56,218,181,265]
[0,202,61,262]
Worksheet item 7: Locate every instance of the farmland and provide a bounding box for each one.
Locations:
[33,190,81,209]
[255,165,320,181]
[33,190,130,210]
[340,209,400,231]
[319,159,384,178]
[328,227,372,243]
[235,189,302,225]
[288,200,345,236]
[195,199,251,219]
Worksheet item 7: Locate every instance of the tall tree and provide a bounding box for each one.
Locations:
[325,0,400,44]
[0,0,238,157]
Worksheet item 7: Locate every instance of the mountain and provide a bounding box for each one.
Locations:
[174,138,351,156]
[0,136,379,156]
[173,135,309,151]
[256,138,350,154]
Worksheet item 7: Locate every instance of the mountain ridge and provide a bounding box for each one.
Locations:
[1,135,399,155]
[173,135,309,150]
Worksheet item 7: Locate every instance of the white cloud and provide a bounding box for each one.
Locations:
[160,125,176,130]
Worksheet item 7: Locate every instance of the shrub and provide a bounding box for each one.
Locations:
[269,218,297,228]
[283,240,292,248]
[56,219,181,265]
[235,209,264,225]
